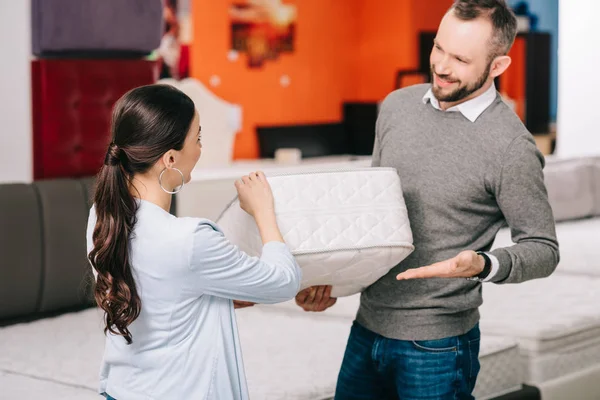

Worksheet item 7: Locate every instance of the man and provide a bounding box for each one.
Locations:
[296,0,559,398]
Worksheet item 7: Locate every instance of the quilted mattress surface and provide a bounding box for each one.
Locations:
[0,305,523,400]
[480,274,600,383]
[217,168,414,297]
[264,296,524,400]
[474,336,523,400]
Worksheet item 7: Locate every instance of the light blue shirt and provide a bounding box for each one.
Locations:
[86,199,301,400]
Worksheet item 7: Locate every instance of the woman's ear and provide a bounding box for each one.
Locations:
[161,151,176,169]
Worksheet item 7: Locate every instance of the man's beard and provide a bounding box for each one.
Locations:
[430,62,491,103]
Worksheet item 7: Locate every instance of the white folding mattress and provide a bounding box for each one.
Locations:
[217,168,415,297]
[480,274,600,385]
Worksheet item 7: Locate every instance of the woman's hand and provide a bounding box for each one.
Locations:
[235,171,275,219]
[235,171,284,244]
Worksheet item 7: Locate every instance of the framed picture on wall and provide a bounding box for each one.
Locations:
[229,0,297,68]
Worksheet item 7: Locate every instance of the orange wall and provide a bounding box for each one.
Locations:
[191,0,360,159]
[191,0,451,159]
[350,0,414,101]
[413,0,452,32]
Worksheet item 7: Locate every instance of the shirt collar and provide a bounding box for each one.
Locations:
[422,82,497,122]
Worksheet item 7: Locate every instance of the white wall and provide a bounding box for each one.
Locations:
[555,0,600,158]
[0,0,33,183]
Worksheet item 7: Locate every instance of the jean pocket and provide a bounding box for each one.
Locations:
[411,337,458,353]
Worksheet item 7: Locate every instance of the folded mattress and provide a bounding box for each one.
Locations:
[480,274,600,384]
[492,218,600,277]
[217,168,415,297]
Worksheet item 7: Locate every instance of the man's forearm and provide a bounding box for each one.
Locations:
[490,239,559,283]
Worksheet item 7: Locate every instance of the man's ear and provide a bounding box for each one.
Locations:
[490,55,512,79]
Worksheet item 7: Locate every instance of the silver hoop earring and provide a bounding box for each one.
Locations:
[159,167,185,194]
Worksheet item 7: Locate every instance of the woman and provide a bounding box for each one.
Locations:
[86,84,301,399]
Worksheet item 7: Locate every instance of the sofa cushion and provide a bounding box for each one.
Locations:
[31,0,163,56]
[544,157,596,221]
[0,184,43,320]
[34,180,94,312]
[79,177,96,209]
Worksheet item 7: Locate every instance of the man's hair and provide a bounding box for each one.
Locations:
[450,0,518,58]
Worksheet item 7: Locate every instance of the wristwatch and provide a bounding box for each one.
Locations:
[467,251,492,282]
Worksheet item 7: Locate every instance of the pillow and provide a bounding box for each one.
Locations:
[216,168,414,297]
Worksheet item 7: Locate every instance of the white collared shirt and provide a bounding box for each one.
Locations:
[422,83,501,281]
[422,82,498,123]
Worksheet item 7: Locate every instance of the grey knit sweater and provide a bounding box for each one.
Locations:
[356,84,559,340]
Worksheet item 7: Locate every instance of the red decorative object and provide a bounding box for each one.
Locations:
[31,59,157,180]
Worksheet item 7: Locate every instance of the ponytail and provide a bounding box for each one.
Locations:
[87,84,196,344]
[88,143,140,344]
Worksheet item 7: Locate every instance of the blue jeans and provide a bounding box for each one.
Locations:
[335,321,481,400]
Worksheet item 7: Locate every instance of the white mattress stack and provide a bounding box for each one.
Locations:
[217,168,415,297]
[480,274,600,399]
[264,294,527,400]
[474,336,523,400]
[492,217,600,277]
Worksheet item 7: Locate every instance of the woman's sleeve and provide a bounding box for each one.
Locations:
[185,221,302,303]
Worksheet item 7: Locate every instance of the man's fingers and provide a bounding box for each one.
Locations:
[316,286,332,310]
[295,287,311,305]
[313,286,326,306]
[396,260,454,280]
[233,300,255,309]
[306,286,317,304]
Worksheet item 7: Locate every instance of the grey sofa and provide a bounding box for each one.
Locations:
[0,178,96,323]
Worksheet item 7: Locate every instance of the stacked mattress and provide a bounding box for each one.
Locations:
[473,336,524,400]
[480,274,600,399]
[217,168,415,297]
[0,296,527,400]
[492,217,600,277]
[264,295,526,400]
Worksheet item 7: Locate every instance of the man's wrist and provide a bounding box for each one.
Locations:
[469,251,492,281]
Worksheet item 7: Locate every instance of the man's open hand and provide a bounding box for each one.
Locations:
[396,250,485,280]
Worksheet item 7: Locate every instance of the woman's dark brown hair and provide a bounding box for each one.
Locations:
[88,84,195,344]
